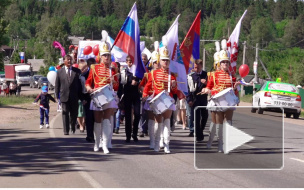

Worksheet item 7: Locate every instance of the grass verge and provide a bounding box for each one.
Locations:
[0,95,36,106]
[240,94,253,103]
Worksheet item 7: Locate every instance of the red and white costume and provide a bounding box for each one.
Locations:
[85,63,119,111]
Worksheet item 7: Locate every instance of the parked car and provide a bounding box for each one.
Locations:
[251,80,302,119]
[0,74,5,85]
[30,75,43,88]
[37,77,49,89]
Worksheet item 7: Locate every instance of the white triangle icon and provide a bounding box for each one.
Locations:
[223,122,254,154]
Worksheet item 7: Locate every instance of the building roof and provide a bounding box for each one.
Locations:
[68,36,85,46]
[28,59,45,72]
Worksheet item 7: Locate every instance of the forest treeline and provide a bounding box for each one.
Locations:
[0,0,304,85]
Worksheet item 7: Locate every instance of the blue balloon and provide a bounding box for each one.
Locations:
[49,66,56,71]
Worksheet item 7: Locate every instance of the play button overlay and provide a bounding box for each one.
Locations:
[223,122,254,154]
[194,106,283,170]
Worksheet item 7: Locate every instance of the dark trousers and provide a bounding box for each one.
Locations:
[40,107,49,125]
[61,100,78,134]
[190,105,208,140]
[84,100,94,139]
[124,95,141,139]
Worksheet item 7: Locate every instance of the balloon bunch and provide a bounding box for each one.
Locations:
[47,66,57,86]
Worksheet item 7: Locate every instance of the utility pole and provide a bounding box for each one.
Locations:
[241,41,246,97]
[203,48,206,71]
[253,43,259,95]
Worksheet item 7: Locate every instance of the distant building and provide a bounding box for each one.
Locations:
[28,59,45,74]
[68,36,85,46]
[0,45,14,58]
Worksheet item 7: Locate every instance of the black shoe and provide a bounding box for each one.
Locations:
[139,132,144,137]
[132,135,138,142]
[114,128,119,134]
[64,133,69,135]
[125,138,131,143]
[188,132,194,137]
[144,132,148,136]
[86,137,94,143]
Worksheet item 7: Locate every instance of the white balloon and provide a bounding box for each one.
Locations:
[47,71,57,86]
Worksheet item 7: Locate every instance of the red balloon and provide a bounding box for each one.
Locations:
[56,65,61,70]
[239,64,250,78]
[69,45,75,50]
[93,44,99,56]
[72,64,79,68]
[83,46,92,55]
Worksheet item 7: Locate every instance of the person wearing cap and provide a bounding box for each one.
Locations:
[201,50,241,152]
[55,54,84,136]
[85,31,119,154]
[142,38,185,153]
[34,86,56,129]
[139,43,160,148]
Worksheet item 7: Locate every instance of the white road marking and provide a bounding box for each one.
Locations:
[290,158,304,163]
[49,113,102,188]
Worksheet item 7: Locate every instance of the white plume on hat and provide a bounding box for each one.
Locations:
[99,30,111,56]
[215,41,220,52]
[154,41,159,51]
[101,30,108,42]
[221,39,227,51]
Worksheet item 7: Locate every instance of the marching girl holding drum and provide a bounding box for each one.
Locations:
[143,37,185,153]
[201,50,240,153]
[85,31,119,154]
[139,41,160,149]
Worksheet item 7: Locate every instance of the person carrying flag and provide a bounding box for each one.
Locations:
[143,37,185,154]
[85,31,119,154]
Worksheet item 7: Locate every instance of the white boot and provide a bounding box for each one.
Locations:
[217,124,224,153]
[159,123,164,148]
[107,116,114,149]
[163,118,171,154]
[102,119,111,154]
[207,122,215,149]
[148,119,155,149]
[93,122,102,152]
[154,122,162,152]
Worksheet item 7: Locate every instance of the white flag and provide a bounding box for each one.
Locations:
[161,14,188,93]
[227,10,247,73]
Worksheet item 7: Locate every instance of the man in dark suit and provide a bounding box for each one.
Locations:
[55,54,83,135]
[186,59,208,141]
[122,56,141,142]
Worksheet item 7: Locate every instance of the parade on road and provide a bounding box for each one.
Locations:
[1,0,304,188]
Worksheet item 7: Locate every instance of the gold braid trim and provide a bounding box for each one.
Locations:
[152,70,165,90]
[91,64,110,86]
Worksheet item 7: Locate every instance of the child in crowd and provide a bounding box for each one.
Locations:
[34,86,56,129]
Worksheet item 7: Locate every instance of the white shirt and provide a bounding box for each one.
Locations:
[65,66,71,76]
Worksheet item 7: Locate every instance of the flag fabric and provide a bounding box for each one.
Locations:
[107,36,128,62]
[19,52,25,63]
[160,14,188,93]
[113,2,145,79]
[227,10,247,74]
[52,41,66,58]
[180,11,201,74]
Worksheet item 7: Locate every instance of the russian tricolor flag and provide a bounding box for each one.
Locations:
[113,2,145,79]
[19,52,25,63]
[180,11,201,74]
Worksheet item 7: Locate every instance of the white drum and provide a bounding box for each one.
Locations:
[211,87,239,107]
[91,84,116,108]
[149,90,175,114]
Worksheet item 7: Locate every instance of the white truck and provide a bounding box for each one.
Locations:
[5,64,32,85]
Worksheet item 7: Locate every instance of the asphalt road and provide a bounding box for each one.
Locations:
[0,98,304,187]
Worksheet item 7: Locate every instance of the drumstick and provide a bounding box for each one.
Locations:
[104,73,120,80]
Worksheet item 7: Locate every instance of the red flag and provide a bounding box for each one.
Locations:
[180,11,201,74]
